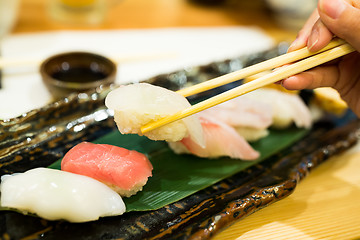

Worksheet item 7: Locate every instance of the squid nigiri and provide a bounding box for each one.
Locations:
[0,168,126,222]
[169,113,259,160]
[61,142,153,197]
[105,83,204,147]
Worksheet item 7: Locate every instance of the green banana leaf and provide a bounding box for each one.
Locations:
[49,127,308,212]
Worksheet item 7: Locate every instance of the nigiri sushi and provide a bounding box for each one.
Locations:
[0,168,126,222]
[200,95,273,141]
[169,113,259,160]
[105,83,204,147]
[201,95,273,130]
[61,142,153,197]
[245,88,312,129]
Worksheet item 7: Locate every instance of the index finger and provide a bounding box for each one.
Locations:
[288,9,320,52]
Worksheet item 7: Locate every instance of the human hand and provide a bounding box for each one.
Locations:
[282,0,360,117]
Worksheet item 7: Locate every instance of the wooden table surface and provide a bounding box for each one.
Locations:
[13,0,296,41]
[10,0,360,239]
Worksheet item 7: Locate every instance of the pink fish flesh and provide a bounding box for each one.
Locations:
[169,114,259,160]
[61,142,153,197]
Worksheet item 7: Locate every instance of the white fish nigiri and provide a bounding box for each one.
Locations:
[0,168,126,222]
[105,83,204,147]
[246,88,312,129]
[169,113,259,160]
[201,95,273,130]
[201,95,273,141]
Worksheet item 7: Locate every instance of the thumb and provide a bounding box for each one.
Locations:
[318,0,360,51]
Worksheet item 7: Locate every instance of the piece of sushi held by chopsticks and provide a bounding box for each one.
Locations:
[105,83,205,147]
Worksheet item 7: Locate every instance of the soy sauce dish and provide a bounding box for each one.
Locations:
[40,52,117,99]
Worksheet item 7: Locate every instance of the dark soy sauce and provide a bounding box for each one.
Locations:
[51,67,108,83]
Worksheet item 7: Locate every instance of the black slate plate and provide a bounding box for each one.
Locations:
[0,45,358,240]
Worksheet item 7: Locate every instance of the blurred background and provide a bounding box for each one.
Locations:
[1,0,319,118]
[4,0,317,40]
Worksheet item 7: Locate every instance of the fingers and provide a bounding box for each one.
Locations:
[289,0,360,53]
[281,65,339,90]
[318,0,360,51]
[288,8,333,53]
[287,9,320,52]
[306,19,333,52]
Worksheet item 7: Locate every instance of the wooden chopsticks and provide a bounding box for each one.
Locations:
[140,39,355,134]
[176,38,346,97]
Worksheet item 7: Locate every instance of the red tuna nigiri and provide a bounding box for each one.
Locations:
[61,142,153,197]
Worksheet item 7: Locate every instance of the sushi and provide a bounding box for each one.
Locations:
[105,83,311,161]
[105,83,204,147]
[245,88,312,129]
[200,95,273,142]
[169,113,259,160]
[0,168,126,222]
[61,142,153,197]
[201,95,273,130]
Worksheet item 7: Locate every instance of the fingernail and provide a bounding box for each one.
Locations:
[288,35,300,52]
[288,40,298,52]
[319,0,346,19]
[308,28,319,51]
[279,79,285,87]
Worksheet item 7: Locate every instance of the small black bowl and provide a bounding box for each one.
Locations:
[40,51,117,99]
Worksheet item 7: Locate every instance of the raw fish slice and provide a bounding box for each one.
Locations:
[0,168,126,223]
[169,113,259,160]
[235,127,269,142]
[202,96,273,130]
[200,95,272,141]
[61,142,153,197]
[105,83,204,147]
[246,88,312,129]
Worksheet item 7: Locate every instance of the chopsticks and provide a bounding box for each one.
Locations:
[177,38,345,97]
[140,38,355,134]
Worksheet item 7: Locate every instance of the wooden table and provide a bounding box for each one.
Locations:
[13,0,296,42]
[11,0,360,239]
